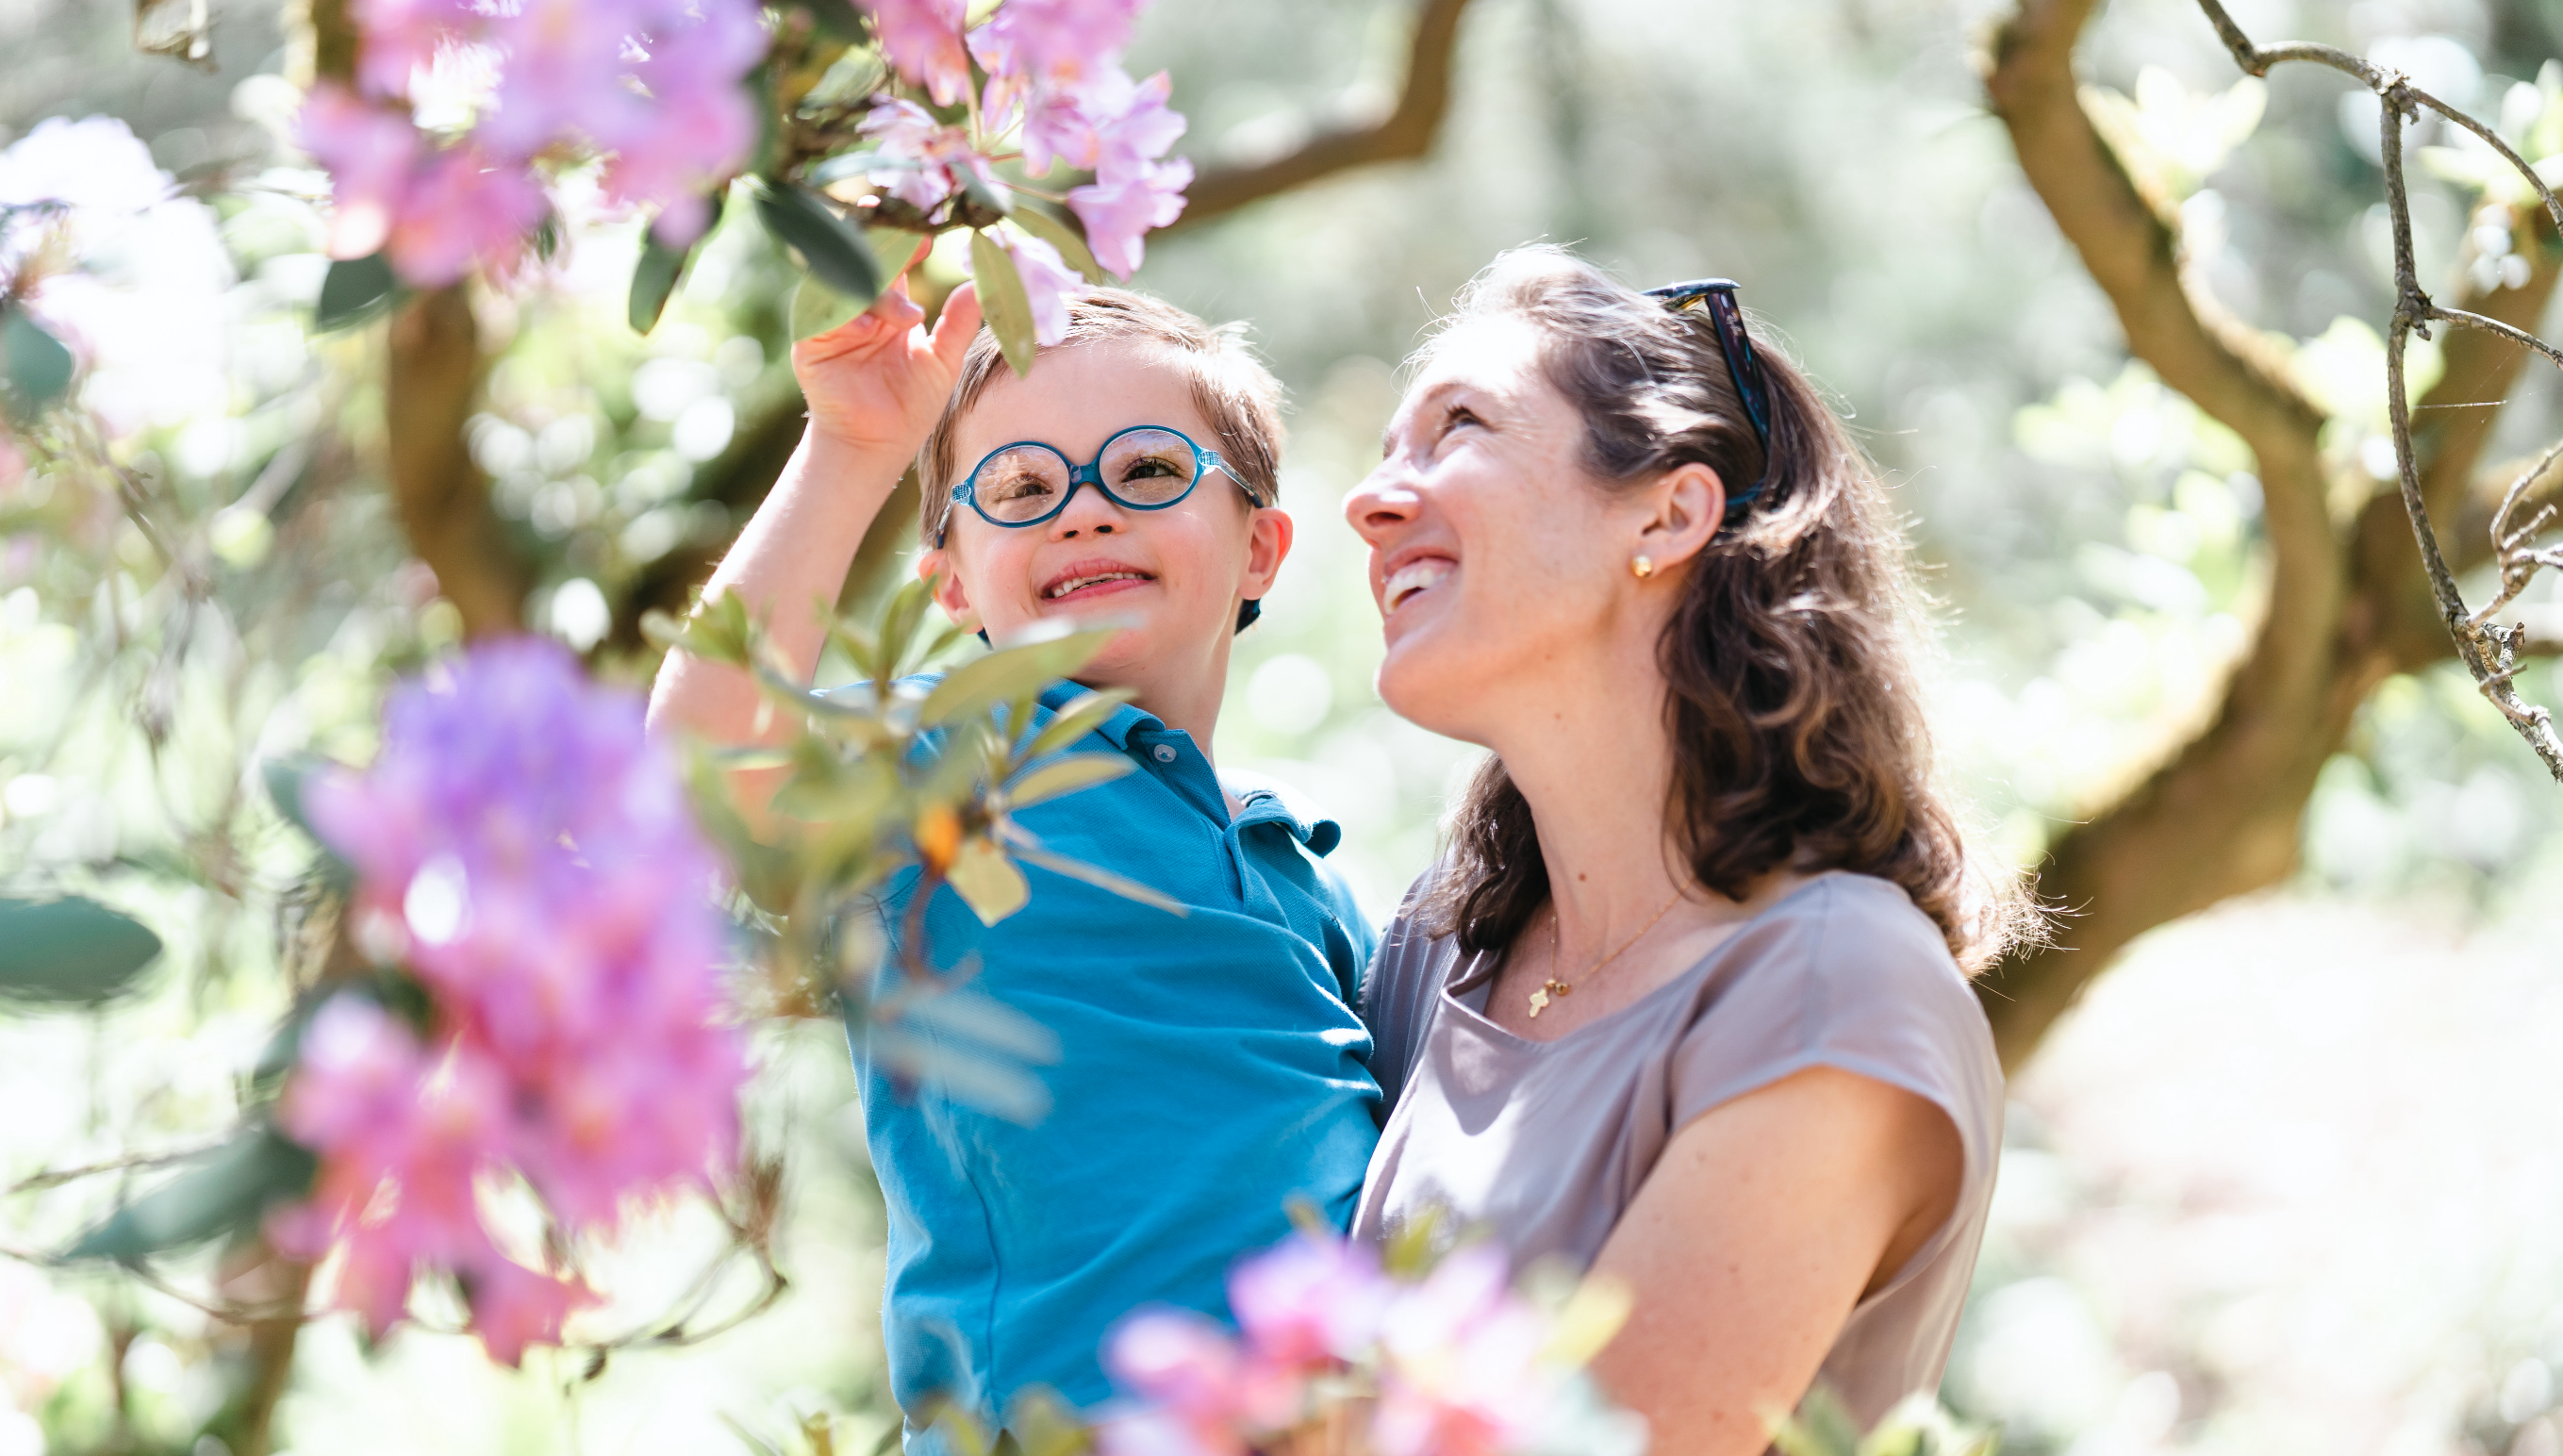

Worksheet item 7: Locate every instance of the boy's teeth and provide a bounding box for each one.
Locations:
[1048,571,1147,599]
[1384,559,1451,608]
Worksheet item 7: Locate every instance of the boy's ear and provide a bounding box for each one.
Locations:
[1242,507,1294,604]
[918,548,980,629]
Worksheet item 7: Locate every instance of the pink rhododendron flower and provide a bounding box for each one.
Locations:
[386,145,550,286]
[858,96,1001,213]
[1369,1247,1559,1456]
[1227,1229,1393,1369]
[967,0,1143,95]
[351,0,472,97]
[300,0,765,284]
[865,0,972,107]
[279,639,744,1364]
[1069,157,1189,278]
[999,232,1083,345]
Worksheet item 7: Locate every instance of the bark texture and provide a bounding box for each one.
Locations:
[1976,0,2563,1068]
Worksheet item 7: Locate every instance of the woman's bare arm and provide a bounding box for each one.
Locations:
[644,282,982,826]
[1585,1066,1963,1456]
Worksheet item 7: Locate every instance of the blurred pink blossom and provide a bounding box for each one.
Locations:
[1069,156,1188,278]
[967,0,1143,95]
[865,0,972,107]
[387,145,550,286]
[1369,1247,1559,1456]
[298,86,423,260]
[301,0,765,283]
[279,639,744,1364]
[1228,1229,1393,1369]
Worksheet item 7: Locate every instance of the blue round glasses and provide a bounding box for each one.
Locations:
[935,424,1243,547]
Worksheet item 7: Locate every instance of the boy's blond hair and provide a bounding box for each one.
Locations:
[916,289,1285,547]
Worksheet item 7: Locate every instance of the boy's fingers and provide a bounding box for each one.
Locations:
[931,283,983,371]
[868,274,925,331]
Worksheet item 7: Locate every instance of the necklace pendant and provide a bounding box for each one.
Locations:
[1527,986,1551,1018]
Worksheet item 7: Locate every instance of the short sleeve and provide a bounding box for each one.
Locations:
[1668,876,2004,1256]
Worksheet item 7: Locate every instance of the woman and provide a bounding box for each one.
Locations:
[1343,247,2027,1452]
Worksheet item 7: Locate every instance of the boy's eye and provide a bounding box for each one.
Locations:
[983,468,1058,504]
[1119,454,1182,481]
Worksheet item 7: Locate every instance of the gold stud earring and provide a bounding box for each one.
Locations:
[1631,554,1655,579]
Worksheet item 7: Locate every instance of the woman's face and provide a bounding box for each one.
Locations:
[1344,315,1660,746]
[923,338,1289,686]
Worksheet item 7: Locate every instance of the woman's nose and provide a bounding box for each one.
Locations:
[1344,462,1420,545]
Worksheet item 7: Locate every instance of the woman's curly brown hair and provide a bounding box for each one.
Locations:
[1419,247,2033,972]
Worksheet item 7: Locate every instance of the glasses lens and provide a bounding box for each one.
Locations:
[970,445,1073,524]
[1100,429,1200,506]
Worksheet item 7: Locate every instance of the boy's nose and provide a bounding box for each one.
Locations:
[1049,478,1129,538]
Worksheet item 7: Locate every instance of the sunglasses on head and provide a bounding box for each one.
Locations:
[1644,278,1774,525]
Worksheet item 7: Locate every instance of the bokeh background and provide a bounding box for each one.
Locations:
[6,0,2563,1452]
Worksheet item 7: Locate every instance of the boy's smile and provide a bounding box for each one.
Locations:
[920,335,1294,746]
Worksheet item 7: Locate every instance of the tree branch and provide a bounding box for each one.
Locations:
[1976,0,2354,1067]
[1165,0,1479,231]
[385,287,529,637]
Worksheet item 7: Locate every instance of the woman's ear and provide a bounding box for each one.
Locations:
[918,547,980,630]
[1242,507,1295,603]
[1638,461,1726,570]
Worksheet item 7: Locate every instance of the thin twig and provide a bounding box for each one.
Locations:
[2191,0,2563,782]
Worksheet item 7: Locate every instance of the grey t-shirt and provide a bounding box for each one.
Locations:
[1352,870,2003,1429]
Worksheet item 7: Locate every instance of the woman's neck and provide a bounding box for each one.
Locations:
[1480,627,1696,963]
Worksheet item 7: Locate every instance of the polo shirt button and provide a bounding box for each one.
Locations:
[1151,744,1178,763]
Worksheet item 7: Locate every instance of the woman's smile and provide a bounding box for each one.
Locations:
[1382,554,1455,613]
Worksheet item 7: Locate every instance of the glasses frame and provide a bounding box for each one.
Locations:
[935,424,1238,547]
[1644,278,1773,526]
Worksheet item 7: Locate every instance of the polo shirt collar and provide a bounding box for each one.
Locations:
[1034,681,1344,856]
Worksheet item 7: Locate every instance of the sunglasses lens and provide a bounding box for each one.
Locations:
[971,445,1073,523]
[1100,429,1200,506]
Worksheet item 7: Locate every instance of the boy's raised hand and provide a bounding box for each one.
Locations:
[791,276,984,461]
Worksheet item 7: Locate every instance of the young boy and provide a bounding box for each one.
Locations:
[646,280,1380,1436]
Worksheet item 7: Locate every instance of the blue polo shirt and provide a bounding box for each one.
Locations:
[845,678,1381,1434]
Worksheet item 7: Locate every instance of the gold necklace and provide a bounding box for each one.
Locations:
[1526,888,1686,1018]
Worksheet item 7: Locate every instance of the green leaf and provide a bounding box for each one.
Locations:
[1000,1389,1093,1456]
[970,228,1038,378]
[1006,843,1184,917]
[63,1126,317,1262]
[1001,753,1133,809]
[314,252,400,332]
[628,197,722,335]
[945,836,1030,925]
[800,0,868,41]
[645,590,755,667]
[754,179,882,306]
[876,573,938,680]
[1,306,74,419]
[788,275,868,341]
[959,169,1015,220]
[1007,209,1106,285]
[1017,687,1135,762]
[897,986,1061,1064]
[0,896,164,1006]
[1772,1385,1863,1456]
[918,623,1118,728]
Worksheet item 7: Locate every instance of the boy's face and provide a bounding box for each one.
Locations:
[922,338,1292,700]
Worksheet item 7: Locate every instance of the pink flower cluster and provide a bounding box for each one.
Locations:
[272,639,747,1365]
[1098,1233,1571,1456]
[856,0,1191,339]
[300,0,768,286]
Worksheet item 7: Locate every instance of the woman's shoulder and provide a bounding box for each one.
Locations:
[1674,871,2000,1147]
